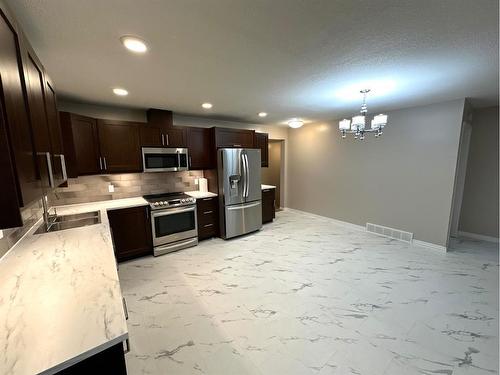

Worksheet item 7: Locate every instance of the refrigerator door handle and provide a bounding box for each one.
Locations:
[227,201,261,210]
[244,154,250,197]
[241,152,247,198]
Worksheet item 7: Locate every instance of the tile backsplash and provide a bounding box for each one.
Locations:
[0,198,44,258]
[51,171,204,206]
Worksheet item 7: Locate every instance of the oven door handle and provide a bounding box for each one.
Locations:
[151,206,196,218]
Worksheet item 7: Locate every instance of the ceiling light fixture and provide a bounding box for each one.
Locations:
[113,88,128,96]
[120,36,148,53]
[338,89,388,140]
[288,119,304,129]
[258,112,268,118]
[202,103,213,109]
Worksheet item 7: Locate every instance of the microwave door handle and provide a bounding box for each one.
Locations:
[177,150,180,170]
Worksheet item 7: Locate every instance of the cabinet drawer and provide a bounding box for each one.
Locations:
[196,196,218,211]
[197,209,217,226]
[198,221,218,239]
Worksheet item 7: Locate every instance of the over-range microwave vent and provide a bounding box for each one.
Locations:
[366,223,413,243]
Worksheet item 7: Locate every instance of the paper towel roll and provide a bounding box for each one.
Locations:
[199,178,208,193]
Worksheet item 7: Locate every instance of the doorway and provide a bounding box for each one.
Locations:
[261,139,284,209]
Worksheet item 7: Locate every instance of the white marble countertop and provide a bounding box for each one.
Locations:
[261,184,276,190]
[0,197,147,375]
[185,191,218,199]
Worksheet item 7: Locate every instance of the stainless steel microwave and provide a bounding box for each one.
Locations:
[142,147,189,172]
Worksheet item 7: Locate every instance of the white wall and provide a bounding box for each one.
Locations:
[286,99,466,247]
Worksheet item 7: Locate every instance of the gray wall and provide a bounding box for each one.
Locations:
[459,106,499,238]
[286,99,465,247]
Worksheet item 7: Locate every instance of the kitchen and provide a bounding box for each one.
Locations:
[0,1,498,375]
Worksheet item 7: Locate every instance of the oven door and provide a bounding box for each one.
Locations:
[151,205,198,246]
[142,147,189,172]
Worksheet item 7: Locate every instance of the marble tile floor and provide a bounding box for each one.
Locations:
[118,209,499,375]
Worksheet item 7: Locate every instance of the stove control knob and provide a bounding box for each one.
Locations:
[163,201,168,205]
[153,202,159,206]
[181,199,186,203]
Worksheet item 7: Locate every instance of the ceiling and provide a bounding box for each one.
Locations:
[5,0,499,125]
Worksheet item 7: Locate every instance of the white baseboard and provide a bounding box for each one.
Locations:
[284,208,449,252]
[412,240,448,253]
[458,231,499,243]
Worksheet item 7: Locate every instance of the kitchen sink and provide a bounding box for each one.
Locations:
[34,211,101,235]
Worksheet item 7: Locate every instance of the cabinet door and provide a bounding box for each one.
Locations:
[108,205,152,262]
[254,132,269,167]
[196,196,219,239]
[140,125,163,147]
[70,114,101,175]
[23,50,53,190]
[262,188,275,223]
[214,127,255,148]
[0,11,40,219]
[44,78,66,186]
[98,119,141,173]
[187,127,213,169]
[164,127,186,147]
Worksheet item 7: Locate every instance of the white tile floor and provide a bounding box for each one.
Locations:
[118,209,499,375]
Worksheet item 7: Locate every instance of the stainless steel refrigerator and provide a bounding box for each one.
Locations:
[217,148,262,239]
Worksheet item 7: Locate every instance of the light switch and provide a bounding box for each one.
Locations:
[108,184,115,193]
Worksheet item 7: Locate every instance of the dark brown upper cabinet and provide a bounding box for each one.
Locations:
[186,127,214,169]
[139,125,163,147]
[98,119,142,173]
[213,127,255,149]
[22,48,53,191]
[0,8,41,229]
[145,108,187,147]
[59,112,100,176]
[44,77,66,187]
[254,132,269,167]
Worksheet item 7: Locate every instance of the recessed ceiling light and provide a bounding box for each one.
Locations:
[120,36,148,53]
[113,88,128,96]
[288,119,304,128]
[258,112,268,117]
[202,103,213,109]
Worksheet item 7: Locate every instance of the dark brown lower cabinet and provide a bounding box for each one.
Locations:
[108,205,152,262]
[55,342,127,374]
[196,196,219,240]
[262,188,275,223]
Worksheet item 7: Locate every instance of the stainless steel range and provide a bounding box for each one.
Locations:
[143,192,198,256]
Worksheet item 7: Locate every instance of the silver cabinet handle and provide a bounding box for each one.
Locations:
[99,156,103,170]
[45,152,55,188]
[234,144,242,147]
[161,134,165,146]
[122,297,128,320]
[203,198,213,201]
[103,157,107,170]
[166,134,169,146]
[204,223,214,228]
[59,154,67,181]
[203,210,213,214]
[124,338,130,354]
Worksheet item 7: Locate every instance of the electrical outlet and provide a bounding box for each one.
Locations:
[0,230,3,240]
[194,178,199,185]
[108,184,115,193]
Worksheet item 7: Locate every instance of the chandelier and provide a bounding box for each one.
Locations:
[338,89,388,140]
